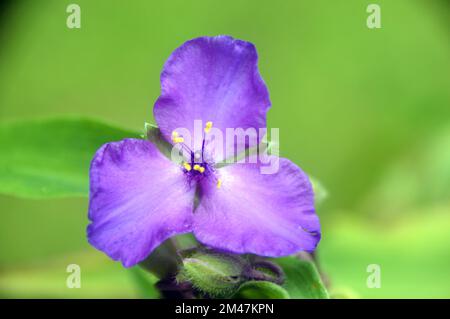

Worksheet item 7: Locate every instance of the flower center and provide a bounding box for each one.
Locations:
[172,121,221,188]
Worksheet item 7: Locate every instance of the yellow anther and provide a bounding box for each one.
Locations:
[217,179,222,189]
[193,164,205,173]
[183,162,192,171]
[204,121,213,133]
[172,137,184,143]
[171,131,184,143]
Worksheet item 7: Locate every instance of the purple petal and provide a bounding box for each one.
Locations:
[193,157,320,257]
[87,138,194,267]
[154,36,271,160]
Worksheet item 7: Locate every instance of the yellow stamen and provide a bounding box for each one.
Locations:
[172,137,184,143]
[183,162,192,171]
[193,164,205,173]
[171,131,185,143]
[217,179,222,189]
[204,121,213,133]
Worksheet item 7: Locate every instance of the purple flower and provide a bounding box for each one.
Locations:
[87,36,321,267]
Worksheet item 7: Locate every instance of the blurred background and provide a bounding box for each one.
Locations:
[0,0,449,298]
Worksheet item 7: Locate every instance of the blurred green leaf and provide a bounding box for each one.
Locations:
[0,196,89,265]
[0,117,138,198]
[233,281,290,299]
[275,256,329,299]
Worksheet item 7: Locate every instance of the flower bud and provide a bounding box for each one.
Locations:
[177,250,245,297]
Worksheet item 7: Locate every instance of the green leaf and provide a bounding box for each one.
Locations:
[0,117,138,198]
[177,250,245,297]
[233,281,290,299]
[275,256,329,299]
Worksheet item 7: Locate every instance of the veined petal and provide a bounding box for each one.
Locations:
[193,157,320,256]
[154,36,271,161]
[87,138,194,267]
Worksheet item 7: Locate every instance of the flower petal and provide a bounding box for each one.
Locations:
[193,157,320,257]
[87,138,194,267]
[154,36,271,161]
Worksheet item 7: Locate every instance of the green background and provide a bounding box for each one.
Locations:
[0,0,449,298]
